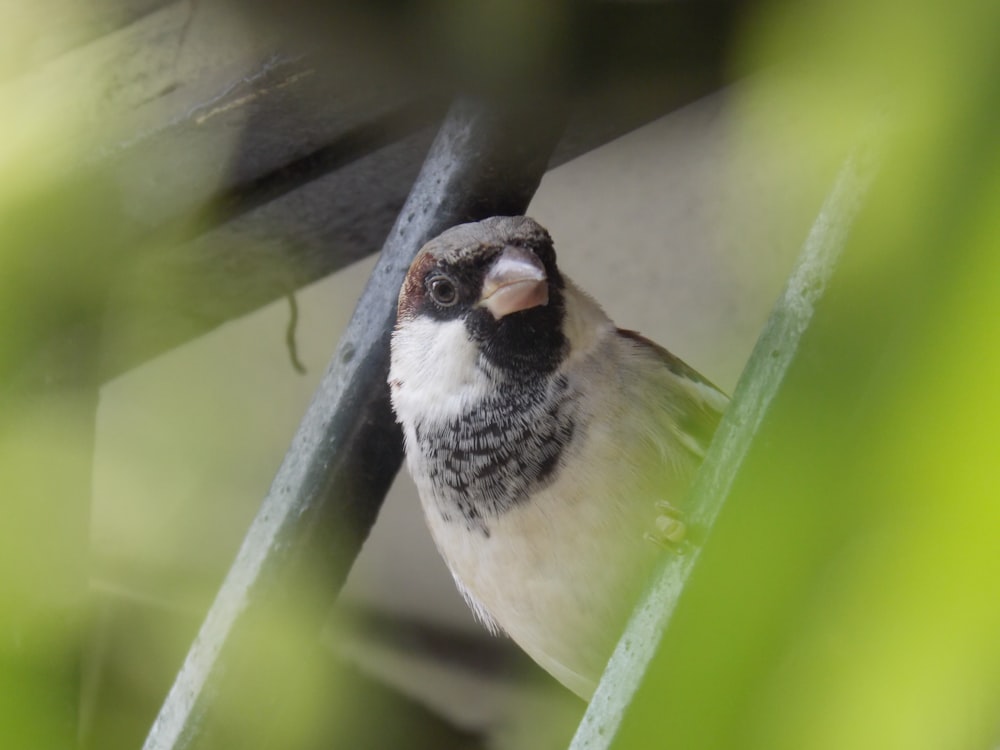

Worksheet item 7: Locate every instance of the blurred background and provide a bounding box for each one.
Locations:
[1,1,997,749]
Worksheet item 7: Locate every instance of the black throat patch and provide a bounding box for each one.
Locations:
[413,373,582,535]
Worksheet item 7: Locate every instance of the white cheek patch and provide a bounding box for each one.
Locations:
[389,317,493,425]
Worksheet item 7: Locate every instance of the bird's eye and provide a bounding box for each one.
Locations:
[428,276,458,306]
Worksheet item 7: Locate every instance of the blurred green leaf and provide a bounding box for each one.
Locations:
[610,1,1000,749]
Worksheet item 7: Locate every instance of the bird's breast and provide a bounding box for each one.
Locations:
[408,374,582,534]
[418,405,662,697]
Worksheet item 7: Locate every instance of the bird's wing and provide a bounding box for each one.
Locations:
[616,328,729,460]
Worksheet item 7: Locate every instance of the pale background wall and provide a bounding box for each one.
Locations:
[91,74,839,730]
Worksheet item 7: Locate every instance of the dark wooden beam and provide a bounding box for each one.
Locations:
[141,95,566,750]
[12,1,745,380]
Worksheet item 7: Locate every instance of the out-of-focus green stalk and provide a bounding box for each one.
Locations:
[595,2,1000,749]
[571,117,882,750]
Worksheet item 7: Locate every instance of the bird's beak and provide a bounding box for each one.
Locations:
[479,247,549,320]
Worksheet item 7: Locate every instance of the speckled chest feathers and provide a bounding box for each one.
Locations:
[411,371,583,535]
[389,216,583,535]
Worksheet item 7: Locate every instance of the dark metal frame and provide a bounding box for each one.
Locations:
[142,97,566,750]
[0,3,753,747]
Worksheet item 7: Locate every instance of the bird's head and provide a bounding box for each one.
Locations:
[395,216,568,376]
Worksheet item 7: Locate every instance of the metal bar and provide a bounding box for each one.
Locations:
[570,133,882,750]
[22,2,744,381]
[142,96,565,750]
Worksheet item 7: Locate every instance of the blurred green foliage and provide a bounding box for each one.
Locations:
[2,12,114,750]
[613,1,1000,749]
[0,5,246,748]
[2,0,998,748]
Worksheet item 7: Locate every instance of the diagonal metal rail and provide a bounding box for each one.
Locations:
[142,96,565,750]
[570,130,882,750]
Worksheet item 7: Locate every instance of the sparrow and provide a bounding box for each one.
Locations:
[388,216,727,699]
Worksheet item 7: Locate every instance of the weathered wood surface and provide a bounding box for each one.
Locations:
[3,1,743,379]
[141,94,566,750]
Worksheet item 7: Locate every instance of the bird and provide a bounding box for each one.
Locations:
[388,216,728,699]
